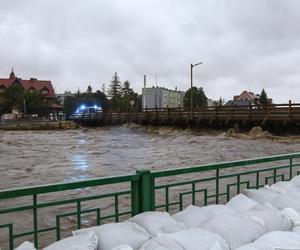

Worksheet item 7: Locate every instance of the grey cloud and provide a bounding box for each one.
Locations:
[0,0,300,102]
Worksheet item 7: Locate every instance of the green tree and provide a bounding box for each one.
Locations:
[23,90,48,115]
[108,72,123,110]
[108,72,122,98]
[259,88,268,106]
[213,97,225,107]
[86,85,92,94]
[183,87,208,109]
[122,80,134,96]
[1,84,24,113]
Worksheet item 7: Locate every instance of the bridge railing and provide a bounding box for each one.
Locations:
[2,153,300,249]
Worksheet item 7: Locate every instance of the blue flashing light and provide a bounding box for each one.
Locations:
[94,105,98,109]
[80,104,86,110]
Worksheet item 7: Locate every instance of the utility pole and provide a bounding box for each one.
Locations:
[23,98,26,118]
[190,62,202,115]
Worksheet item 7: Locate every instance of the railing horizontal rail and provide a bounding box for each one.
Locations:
[151,152,300,178]
[0,174,137,199]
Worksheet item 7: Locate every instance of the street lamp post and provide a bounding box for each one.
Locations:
[190,62,202,115]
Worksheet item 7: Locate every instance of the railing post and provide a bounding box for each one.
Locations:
[132,170,155,213]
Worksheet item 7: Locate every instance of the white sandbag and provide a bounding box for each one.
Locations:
[167,228,229,250]
[140,228,229,250]
[268,194,300,211]
[254,231,300,249]
[269,181,300,195]
[112,245,134,250]
[235,243,267,250]
[202,213,265,249]
[226,194,258,212]
[281,208,300,234]
[245,187,280,204]
[139,235,184,250]
[291,175,300,188]
[238,231,300,249]
[239,203,292,232]
[128,211,185,236]
[281,207,300,223]
[173,205,233,229]
[44,231,98,250]
[73,222,150,250]
[15,241,36,250]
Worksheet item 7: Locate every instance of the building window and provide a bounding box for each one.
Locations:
[29,87,35,93]
[41,88,49,95]
[0,86,5,92]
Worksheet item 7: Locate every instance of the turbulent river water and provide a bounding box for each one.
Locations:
[1,125,300,190]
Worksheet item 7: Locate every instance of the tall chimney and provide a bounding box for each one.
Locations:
[144,75,146,88]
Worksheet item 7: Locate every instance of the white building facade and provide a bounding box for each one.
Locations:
[142,87,185,109]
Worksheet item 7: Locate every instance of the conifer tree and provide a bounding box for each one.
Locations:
[108,72,122,98]
[259,88,268,106]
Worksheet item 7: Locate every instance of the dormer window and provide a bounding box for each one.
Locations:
[41,87,49,95]
[0,85,6,92]
[28,87,35,93]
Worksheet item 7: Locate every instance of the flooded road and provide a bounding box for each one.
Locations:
[1,125,300,190]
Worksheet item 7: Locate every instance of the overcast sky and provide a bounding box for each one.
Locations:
[1,0,300,102]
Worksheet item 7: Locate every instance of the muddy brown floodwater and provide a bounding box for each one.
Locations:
[1,125,300,189]
[1,125,300,248]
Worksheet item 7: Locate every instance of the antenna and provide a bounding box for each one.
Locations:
[155,73,158,87]
[102,83,105,94]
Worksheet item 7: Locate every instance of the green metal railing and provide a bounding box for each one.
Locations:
[1,152,300,249]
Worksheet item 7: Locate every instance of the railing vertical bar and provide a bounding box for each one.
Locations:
[256,172,260,189]
[204,189,208,206]
[8,223,13,250]
[33,194,38,248]
[96,208,101,225]
[77,201,81,229]
[216,169,220,204]
[192,182,196,205]
[290,158,293,180]
[273,169,277,184]
[165,187,169,212]
[237,175,241,194]
[56,216,61,241]
[226,185,230,202]
[115,195,119,222]
[179,194,183,211]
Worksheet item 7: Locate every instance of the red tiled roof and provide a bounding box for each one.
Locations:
[0,76,56,98]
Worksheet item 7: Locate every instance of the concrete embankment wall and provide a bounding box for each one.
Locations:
[0,121,79,130]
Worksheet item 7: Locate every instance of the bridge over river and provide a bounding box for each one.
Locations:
[71,102,300,132]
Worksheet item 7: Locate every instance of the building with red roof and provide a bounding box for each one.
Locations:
[0,70,62,117]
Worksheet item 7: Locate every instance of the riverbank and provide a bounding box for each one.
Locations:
[0,120,79,130]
